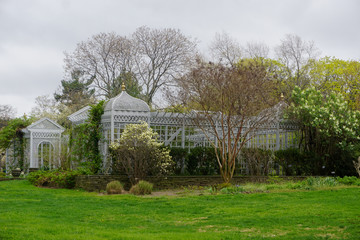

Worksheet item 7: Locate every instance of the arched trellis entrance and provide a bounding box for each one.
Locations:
[6,118,65,172]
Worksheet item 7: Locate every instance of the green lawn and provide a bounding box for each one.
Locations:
[1,180,360,240]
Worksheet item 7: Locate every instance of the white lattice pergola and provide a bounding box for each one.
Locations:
[21,118,64,170]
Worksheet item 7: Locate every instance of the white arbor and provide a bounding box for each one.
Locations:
[6,118,64,173]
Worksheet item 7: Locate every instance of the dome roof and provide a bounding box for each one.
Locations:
[104,91,150,112]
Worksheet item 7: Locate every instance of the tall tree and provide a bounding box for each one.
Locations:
[54,70,96,109]
[0,105,16,129]
[209,32,243,67]
[245,41,270,59]
[177,60,278,183]
[132,26,197,105]
[111,71,143,98]
[289,86,360,176]
[30,95,59,120]
[309,57,360,110]
[64,32,133,99]
[275,34,320,98]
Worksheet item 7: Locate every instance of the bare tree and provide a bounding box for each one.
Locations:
[245,41,270,59]
[30,95,59,120]
[209,32,243,67]
[64,32,133,99]
[0,105,16,128]
[275,34,320,94]
[177,60,278,182]
[132,26,197,105]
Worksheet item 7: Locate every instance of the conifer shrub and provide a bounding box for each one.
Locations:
[106,180,123,194]
[130,180,153,195]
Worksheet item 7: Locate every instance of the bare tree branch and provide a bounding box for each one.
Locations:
[132,26,197,105]
[209,32,243,67]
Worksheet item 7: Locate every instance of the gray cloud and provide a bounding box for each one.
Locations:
[0,0,359,116]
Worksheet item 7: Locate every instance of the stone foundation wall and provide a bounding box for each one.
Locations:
[75,175,308,191]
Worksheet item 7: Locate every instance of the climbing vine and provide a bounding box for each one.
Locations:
[70,101,105,173]
[0,116,32,170]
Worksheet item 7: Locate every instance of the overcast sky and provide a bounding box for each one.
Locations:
[1,0,359,117]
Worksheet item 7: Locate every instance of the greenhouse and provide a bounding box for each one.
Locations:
[68,87,299,171]
[5,87,299,174]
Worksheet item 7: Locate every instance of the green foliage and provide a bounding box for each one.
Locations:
[303,177,338,188]
[110,121,174,185]
[241,148,273,176]
[111,71,143,99]
[0,172,6,177]
[129,180,153,195]
[0,116,32,170]
[209,182,233,194]
[291,86,360,140]
[219,185,246,194]
[274,148,311,176]
[106,180,124,194]
[310,57,360,110]
[169,147,188,174]
[0,117,32,151]
[27,169,82,189]
[54,70,95,107]
[70,101,105,173]
[336,176,360,186]
[186,147,218,175]
[289,87,360,176]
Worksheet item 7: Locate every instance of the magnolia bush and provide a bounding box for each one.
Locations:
[109,121,173,185]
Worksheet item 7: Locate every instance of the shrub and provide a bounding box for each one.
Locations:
[106,181,123,194]
[220,185,245,194]
[27,169,81,189]
[298,177,338,190]
[130,180,153,195]
[0,172,6,177]
[186,147,218,175]
[274,148,311,176]
[169,147,188,174]
[241,148,273,176]
[336,176,360,186]
[110,122,174,185]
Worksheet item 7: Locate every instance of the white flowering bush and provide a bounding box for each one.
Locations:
[291,86,360,141]
[109,121,174,185]
[290,86,360,175]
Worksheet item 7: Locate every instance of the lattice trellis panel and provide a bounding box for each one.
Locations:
[114,115,148,123]
[32,132,61,139]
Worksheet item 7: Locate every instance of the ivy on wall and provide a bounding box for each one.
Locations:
[0,117,32,170]
[70,101,105,173]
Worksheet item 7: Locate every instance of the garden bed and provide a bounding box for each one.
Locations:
[75,175,308,191]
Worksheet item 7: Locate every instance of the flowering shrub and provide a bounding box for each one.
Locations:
[291,86,360,140]
[289,87,360,176]
[109,121,174,185]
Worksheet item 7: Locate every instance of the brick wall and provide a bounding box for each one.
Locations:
[75,175,307,191]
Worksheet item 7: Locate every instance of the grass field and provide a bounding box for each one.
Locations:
[1,180,360,240]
